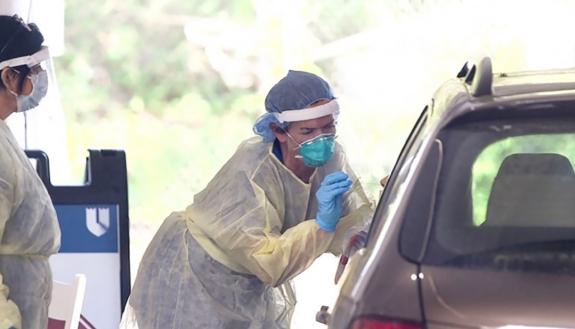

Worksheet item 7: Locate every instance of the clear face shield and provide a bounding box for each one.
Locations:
[272,99,339,124]
[0,46,51,113]
[275,99,340,167]
[276,99,340,142]
[0,45,50,73]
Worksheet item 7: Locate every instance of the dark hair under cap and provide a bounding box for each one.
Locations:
[0,15,44,91]
[0,15,44,62]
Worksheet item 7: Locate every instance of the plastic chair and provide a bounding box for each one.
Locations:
[47,274,87,329]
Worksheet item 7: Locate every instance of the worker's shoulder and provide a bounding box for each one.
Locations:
[220,136,271,174]
[232,136,270,161]
[236,135,267,150]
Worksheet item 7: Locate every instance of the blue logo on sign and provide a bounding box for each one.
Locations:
[55,204,119,253]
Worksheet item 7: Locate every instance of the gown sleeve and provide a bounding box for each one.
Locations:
[187,171,335,287]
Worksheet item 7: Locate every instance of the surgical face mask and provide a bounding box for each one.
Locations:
[291,133,336,167]
[12,70,48,112]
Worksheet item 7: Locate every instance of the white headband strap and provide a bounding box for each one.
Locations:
[273,99,340,123]
[0,46,50,70]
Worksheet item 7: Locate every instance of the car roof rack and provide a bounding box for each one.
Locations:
[457,56,493,97]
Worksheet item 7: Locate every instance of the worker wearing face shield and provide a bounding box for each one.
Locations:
[0,15,61,329]
[121,70,373,329]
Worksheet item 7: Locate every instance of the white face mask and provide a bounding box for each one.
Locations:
[9,70,49,112]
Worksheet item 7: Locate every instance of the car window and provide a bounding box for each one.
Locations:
[471,134,575,226]
[399,139,442,262]
[421,113,575,275]
[367,106,428,242]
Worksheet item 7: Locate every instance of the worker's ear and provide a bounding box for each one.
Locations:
[271,123,288,143]
[0,68,20,95]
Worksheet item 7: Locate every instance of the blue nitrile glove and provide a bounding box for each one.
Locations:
[315,171,353,232]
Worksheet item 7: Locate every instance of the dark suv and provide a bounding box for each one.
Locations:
[328,58,575,329]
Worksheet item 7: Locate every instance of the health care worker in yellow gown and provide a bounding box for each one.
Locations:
[121,70,373,329]
[0,15,61,329]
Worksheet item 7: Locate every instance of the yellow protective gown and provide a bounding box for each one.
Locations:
[122,136,373,329]
[0,273,20,329]
[0,120,61,329]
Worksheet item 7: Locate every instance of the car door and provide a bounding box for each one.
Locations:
[329,105,433,329]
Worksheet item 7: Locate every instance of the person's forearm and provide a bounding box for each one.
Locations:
[229,220,334,287]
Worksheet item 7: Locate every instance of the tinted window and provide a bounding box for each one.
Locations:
[422,114,575,275]
[399,140,442,262]
[367,107,428,242]
[472,134,575,226]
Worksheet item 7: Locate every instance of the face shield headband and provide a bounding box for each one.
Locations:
[272,99,340,123]
[0,46,50,70]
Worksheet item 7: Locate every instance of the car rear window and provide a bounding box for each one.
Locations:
[472,133,575,227]
[416,115,575,275]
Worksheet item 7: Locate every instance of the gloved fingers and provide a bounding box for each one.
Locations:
[327,185,352,197]
[321,171,349,186]
[322,178,352,190]
[335,193,343,207]
[318,187,351,204]
[316,179,352,204]
[322,179,352,194]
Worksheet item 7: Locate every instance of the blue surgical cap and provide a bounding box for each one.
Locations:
[253,70,335,142]
[265,70,335,113]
